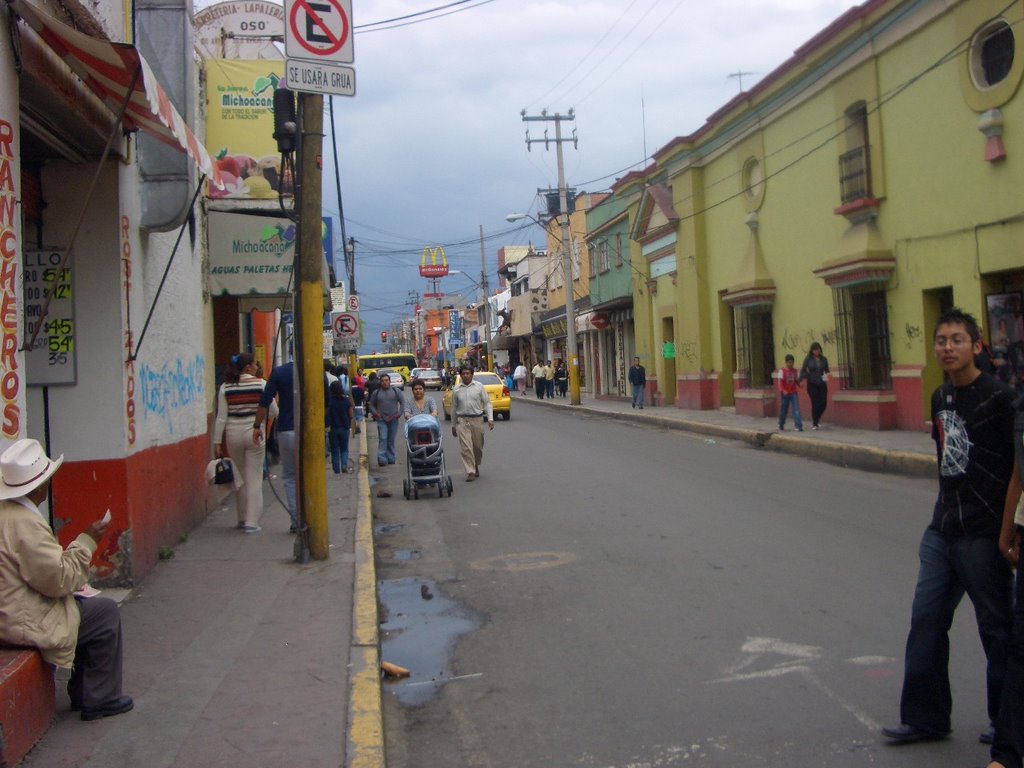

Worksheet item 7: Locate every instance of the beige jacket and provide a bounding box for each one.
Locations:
[0,499,97,667]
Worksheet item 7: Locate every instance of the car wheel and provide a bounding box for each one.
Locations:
[502,411,510,421]
[444,408,451,421]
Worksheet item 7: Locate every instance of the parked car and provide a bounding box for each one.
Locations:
[415,368,443,390]
[377,369,405,389]
[441,372,511,420]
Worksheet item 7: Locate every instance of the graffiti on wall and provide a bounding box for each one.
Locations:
[121,216,136,445]
[904,322,923,349]
[780,327,838,353]
[0,120,22,438]
[138,356,206,434]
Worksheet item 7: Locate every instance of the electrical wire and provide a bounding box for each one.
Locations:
[354,0,499,34]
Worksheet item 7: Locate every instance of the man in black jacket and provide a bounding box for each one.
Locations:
[628,357,646,409]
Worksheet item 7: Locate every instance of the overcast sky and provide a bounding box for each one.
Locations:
[205,0,865,351]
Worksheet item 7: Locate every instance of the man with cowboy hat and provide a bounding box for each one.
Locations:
[0,438,133,721]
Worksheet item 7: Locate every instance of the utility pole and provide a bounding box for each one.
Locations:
[479,224,491,371]
[345,237,357,377]
[522,108,580,404]
[296,93,328,560]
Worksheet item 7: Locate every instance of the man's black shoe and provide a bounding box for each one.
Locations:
[980,725,996,744]
[81,695,133,721]
[881,723,946,744]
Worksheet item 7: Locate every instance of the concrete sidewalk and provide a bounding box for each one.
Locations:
[518,390,937,478]
[21,430,381,768]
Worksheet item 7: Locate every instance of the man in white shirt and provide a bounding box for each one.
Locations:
[450,365,494,481]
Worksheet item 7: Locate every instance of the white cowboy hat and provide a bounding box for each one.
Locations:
[0,439,64,499]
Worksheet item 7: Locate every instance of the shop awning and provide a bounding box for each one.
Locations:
[10,0,223,188]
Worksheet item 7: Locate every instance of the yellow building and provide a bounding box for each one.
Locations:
[615,0,1024,429]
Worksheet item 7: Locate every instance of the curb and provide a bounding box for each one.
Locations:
[346,427,385,768]
[523,398,934,479]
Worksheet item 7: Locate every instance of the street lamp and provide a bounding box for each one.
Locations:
[506,211,580,405]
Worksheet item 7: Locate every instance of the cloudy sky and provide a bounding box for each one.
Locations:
[216,0,865,350]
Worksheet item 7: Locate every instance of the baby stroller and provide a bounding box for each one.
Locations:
[403,414,453,499]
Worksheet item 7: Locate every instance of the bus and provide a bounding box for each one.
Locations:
[357,353,417,381]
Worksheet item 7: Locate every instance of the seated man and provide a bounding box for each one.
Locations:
[0,439,132,721]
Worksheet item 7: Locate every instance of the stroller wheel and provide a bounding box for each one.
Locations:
[438,481,444,498]
[413,485,419,500]
[403,479,410,499]
[446,477,454,496]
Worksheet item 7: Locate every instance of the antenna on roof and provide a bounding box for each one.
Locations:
[728,70,757,92]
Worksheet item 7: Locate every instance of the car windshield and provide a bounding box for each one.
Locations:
[474,373,501,386]
[422,369,440,377]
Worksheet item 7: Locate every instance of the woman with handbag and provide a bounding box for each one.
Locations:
[213,353,276,532]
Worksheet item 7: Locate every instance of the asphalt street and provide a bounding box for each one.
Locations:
[371,402,995,768]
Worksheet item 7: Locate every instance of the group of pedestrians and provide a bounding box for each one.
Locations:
[525,359,567,399]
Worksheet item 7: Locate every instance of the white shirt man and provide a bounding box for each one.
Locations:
[450,366,494,481]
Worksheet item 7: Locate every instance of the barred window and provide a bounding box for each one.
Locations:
[735,307,775,387]
[834,287,892,388]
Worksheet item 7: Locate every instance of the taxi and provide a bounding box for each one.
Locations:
[442,371,511,421]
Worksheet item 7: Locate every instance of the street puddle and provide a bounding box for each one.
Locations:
[378,577,482,706]
[374,522,405,536]
[392,548,422,561]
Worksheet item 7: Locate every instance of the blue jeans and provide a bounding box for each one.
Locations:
[992,525,1024,768]
[329,427,350,473]
[376,419,399,465]
[631,383,644,407]
[778,392,802,430]
[277,429,298,528]
[899,528,1013,734]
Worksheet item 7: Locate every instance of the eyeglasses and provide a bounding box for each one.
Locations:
[934,335,973,348]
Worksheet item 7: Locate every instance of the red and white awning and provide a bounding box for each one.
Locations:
[10,0,224,189]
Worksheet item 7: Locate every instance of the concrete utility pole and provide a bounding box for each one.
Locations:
[479,224,491,371]
[296,93,328,560]
[522,109,580,404]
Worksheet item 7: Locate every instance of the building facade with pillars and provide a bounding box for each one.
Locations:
[5,0,223,583]
[614,0,1024,429]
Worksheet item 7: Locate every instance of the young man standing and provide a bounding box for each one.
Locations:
[531,360,546,399]
[883,308,1016,746]
[628,356,646,409]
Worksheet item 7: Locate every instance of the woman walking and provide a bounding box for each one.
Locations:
[799,342,830,429]
[213,353,276,532]
[512,362,528,394]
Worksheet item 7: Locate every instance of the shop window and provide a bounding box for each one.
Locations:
[834,287,892,388]
[735,307,775,387]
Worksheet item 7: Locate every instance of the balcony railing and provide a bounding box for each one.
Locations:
[838,145,871,204]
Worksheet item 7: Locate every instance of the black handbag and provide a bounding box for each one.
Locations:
[213,458,234,485]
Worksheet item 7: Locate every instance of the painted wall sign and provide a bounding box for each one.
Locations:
[24,250,76,385]
[0,119,23,438]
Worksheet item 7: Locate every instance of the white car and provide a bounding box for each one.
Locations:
[376,369,405,389]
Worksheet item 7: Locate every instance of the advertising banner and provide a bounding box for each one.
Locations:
[207,211,331,295]
[204,60,287,200]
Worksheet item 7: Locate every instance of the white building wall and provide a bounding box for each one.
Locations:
[23,162,122,458]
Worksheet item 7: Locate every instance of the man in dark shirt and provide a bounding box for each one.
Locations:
[254,361,297,531]
[883,308,1016,746]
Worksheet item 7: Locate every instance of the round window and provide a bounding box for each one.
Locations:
[742,157,764,203]
[971,20,1015,89]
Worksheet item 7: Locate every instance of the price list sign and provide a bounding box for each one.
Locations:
[24,250,76,385]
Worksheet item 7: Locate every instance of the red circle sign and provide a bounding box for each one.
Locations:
[289,0,350,57]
